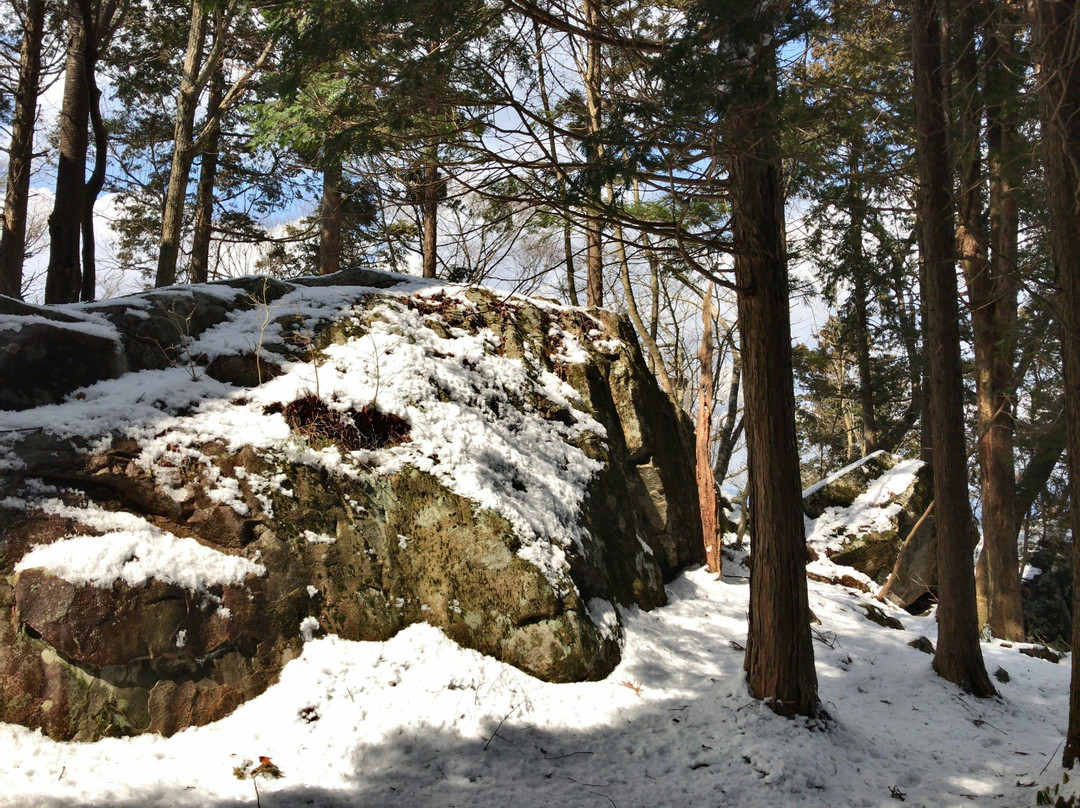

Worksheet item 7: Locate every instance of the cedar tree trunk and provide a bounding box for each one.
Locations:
[1032,0,1080,769]
[734,36,819,719]
[911,0,996,697]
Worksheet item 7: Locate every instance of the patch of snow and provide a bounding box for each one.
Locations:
[303,530,336,545]
[13,499,264,591]
[586,597,620,640]
[299,616,320,642]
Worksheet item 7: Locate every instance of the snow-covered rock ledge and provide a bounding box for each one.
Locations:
[0,269,701,741]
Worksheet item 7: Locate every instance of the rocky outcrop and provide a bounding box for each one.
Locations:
[804,451,937,610]
[0,269,702,740]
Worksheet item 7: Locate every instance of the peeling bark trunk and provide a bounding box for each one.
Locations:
[696,283,720,574]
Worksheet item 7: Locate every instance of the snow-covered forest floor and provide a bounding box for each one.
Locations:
[0,553,1068,808]
[0,277,1071,807]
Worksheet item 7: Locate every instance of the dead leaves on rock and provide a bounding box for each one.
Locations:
[265,394,410,452]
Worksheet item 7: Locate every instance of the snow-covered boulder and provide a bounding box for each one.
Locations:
[0,269,701,741]
[804,451,936,609]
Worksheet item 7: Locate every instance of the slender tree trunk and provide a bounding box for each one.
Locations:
[583,0,603,306]
[0,0,46,300]
[846,142,878,455]
[45,3,89,304]
[156,0,208,288]
[1032,0,1080,769]
[697,283,721,574]
[189,67,224,285]
[319,161,343,276]
[533,20,578,306]
[79,0,108,302]
[911,0,996,697]
[614,217,675,397]
[420,159,439,279]
[733,33,818,719]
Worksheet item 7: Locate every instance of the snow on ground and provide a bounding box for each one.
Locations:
[0,562,1069,808]
[1,279,1072,806]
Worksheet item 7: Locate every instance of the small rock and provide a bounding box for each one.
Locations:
[908,636,935,654]
[861,603,905,630]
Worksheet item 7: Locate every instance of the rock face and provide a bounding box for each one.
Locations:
[804,451,937,609]
[0,270,702,741]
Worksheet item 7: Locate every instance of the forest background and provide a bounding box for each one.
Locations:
[1,0,1079,766]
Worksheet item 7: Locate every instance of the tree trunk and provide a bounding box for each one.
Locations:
[45,3,89,305]
[697,283,721,574]
[973,3,1023,641]
[0,0,46,300]
[733,35,818,719]
[156,0,208,288]
[911,0,996,697]
[189,67,225,285]
[79,0,108,303]
[846,142,878,455]
[1031,0,1080,769]
[319,161,343,276]
[583,0,603,306]
[420,160,439,279]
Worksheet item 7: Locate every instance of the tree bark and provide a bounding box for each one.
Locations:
[189,66,225,285]
[911,0,995,697]
[45,2,89,305]
[583,0,603,306]
[155,0,208,288]
[1031,0,1080,769]
[845,141,878,455]
[0,0,46,300]
[421,159,439,279]
[733,33,819,719]
[697,283,720,574]
[319,161,344,276]
[972,2,1023,641]
[79,0,110,302]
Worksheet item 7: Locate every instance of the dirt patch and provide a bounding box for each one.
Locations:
[266,394,410,451]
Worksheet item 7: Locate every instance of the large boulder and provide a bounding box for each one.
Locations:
[0,270,702,740]
[804,451,937,609]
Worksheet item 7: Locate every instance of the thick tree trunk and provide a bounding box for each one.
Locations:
[319,161,343,276]
[45,4,89,305]
[973,5,1023,641]
[189,67,224,285]
[156,0,208,288]
[733,39,818,719]
[0,0,46,300]
[1032,0,1080,769]
[911,0,996,697]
